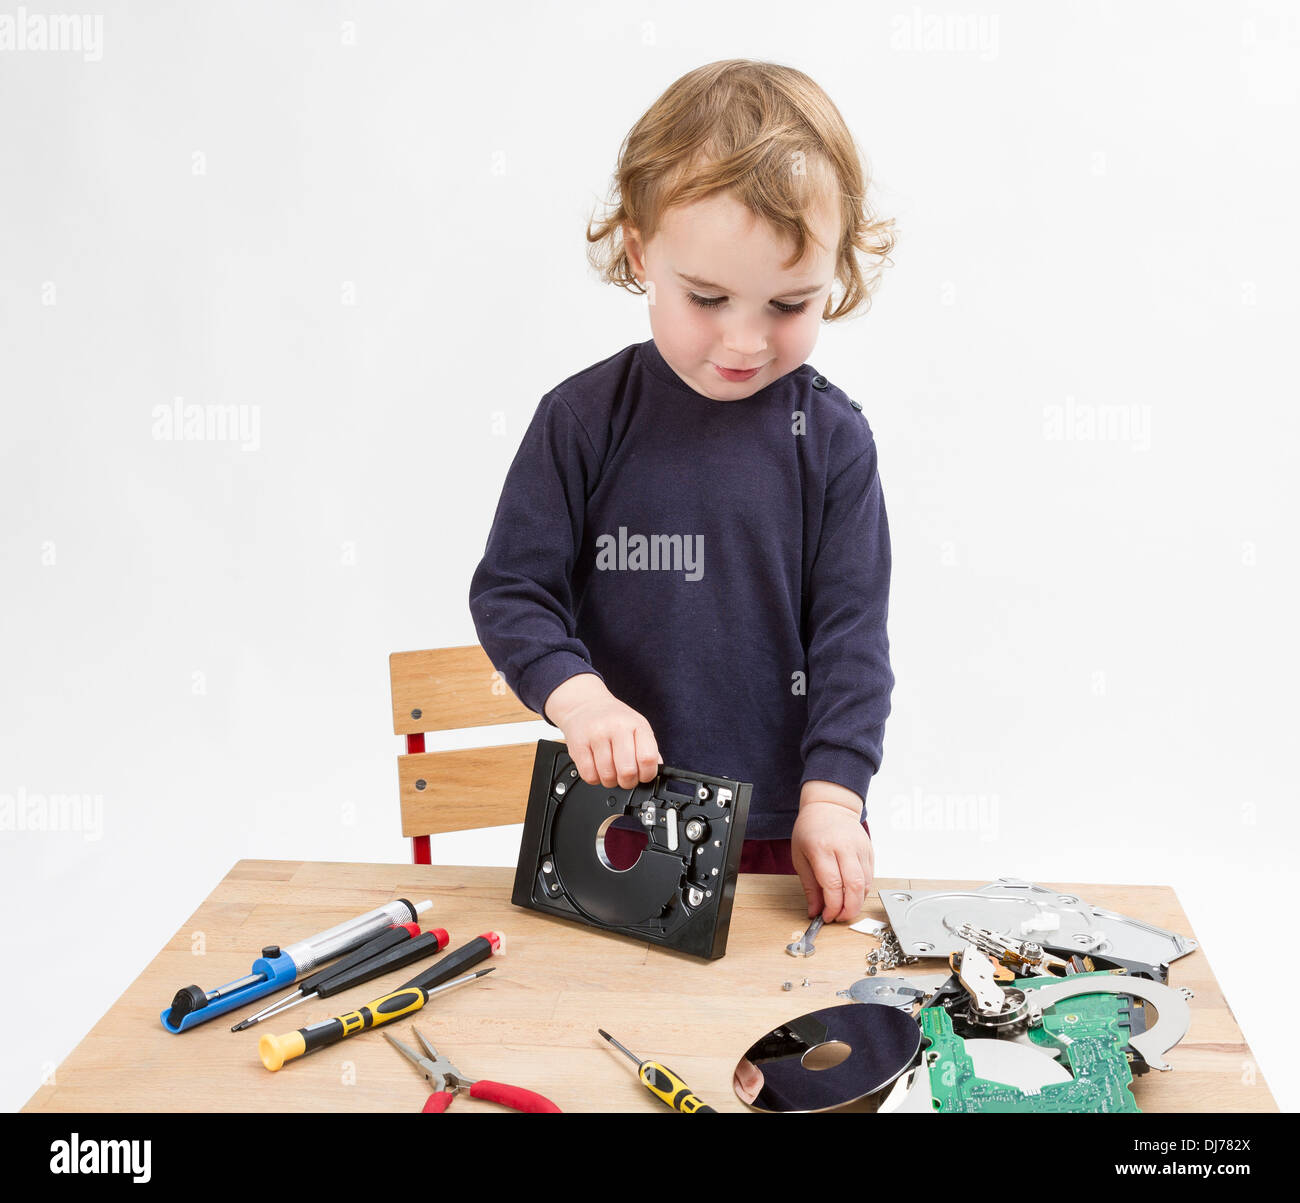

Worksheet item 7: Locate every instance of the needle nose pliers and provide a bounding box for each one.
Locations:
[384,1027,562,1113]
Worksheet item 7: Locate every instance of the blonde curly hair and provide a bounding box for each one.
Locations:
[586,59,895,321]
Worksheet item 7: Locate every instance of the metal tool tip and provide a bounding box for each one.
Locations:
[597,1028,612,1041]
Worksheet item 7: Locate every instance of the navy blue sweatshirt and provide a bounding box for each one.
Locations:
[468,338,893,840]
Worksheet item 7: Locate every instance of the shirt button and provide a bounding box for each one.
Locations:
[849,399,863,411]
[811,375,828,390]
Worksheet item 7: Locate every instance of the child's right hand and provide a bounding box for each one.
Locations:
[544,673,661,789]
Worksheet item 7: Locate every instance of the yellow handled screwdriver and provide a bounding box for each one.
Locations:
[598,1029,715,1113]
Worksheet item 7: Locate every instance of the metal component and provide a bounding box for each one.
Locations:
[850,916,888,936]
[684,819,705,842]
[881,878,1197,967]
[666,807,678,851]
[863,925,919,973]
[956,922,1070,977]
[696,785,710,801]
[968,987,1029,1036]
[686,886,704,907]
[638,800,655,827]
[956,943,1006,1017]
[554,781,566,796]
[782,981,793,991]
[786,915,824,957]
[717,787,732,807]
[839,973,949,1009]
[542,860,553,874]
[1022,975,1192,1072]
[965,1038,1074,1092]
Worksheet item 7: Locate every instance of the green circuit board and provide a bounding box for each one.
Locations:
[1020,970,1147,1069]
[918,973,1140,1113]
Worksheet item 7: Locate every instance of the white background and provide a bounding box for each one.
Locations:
[2,0,1296,1113]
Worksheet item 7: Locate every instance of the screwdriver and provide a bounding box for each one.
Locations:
[232,922,421,1030]
[232,926,450,1030]
[260,968,494,1071]
[259,932,504,1071]
[598,1029,715,1113]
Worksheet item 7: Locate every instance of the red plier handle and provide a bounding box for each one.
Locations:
[421,1081,560,1113]
[470,1080,561,1113]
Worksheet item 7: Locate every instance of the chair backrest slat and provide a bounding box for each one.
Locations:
[390,646,535,734]
[397,743,537,836]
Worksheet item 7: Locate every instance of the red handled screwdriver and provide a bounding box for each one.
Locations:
[233,926,450,1030]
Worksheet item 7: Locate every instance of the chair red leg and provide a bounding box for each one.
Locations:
[406,733,431,865]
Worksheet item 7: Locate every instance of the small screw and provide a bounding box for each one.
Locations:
[415,779,426,790]
[555,782,566,795]
[410,709,422,720]
[782,981,793,991]
[801,978,811,987]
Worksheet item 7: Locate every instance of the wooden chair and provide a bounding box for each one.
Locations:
[389,645,543,864]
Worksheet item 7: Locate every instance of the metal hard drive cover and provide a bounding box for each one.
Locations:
[511,739,752,960]
[880,878,1197,968]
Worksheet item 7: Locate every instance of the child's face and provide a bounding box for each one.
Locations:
[625,190,840,401]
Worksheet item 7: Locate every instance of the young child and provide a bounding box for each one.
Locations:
[469,59,895,924]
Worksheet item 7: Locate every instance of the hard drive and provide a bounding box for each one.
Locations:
[511,739,752,960]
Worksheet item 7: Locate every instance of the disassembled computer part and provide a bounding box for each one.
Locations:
[954,922,1072,977]
[734,1003,921,1113]
[880,878,1197,968]
[511,739,752,960]
[837,973,948,1010]
[918,1002,1140,1112]
[1019,971,1193,1072]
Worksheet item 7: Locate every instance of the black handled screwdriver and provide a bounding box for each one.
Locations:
[598,1029,715,1113]
[233,926,450,1030]
[231,922,420,1030]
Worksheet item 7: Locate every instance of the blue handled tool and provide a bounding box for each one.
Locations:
[160,898,431,1032]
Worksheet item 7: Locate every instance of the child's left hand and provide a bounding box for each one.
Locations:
[791,783,874,923]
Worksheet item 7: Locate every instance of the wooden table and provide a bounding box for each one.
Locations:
[23,860,1277,1112]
